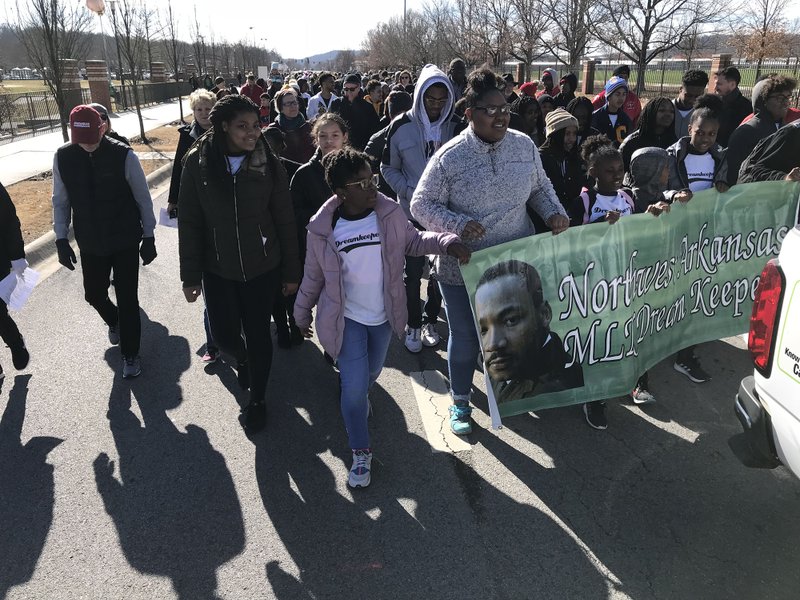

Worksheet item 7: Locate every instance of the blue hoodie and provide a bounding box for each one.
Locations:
[381,64,465,219]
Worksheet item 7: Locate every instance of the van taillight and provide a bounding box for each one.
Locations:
[749,259,784,375]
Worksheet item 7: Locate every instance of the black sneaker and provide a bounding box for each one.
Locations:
[237,361,250,390]
[10,339,30,370]
[583,401,608,430]
[673,354,710,383]
[239,401,266,433]
[108,323,120,346]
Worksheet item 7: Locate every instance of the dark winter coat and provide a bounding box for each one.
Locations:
[538,138,588,211]
[739,121,800,183]
[717,88,754,148]
[723,111,783,186]
[178,131,301,287]
[169,121,207,204]
[0,181,24,279]
[591,106,632,146]
[290,148,332,257]
[666,137,728,192]
[330,94,381,150]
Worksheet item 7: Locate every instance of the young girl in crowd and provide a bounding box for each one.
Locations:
[567,96,600,146]
[570,136,659,428]
[538,94,556,119]
[178,95,301,435]
[666,106,729,195]
[510,95,545,146]
[665,105,727,383]
[539,108,587,211]
[619,96,677,174]
[293,148,470,488]
[592,76,632,147]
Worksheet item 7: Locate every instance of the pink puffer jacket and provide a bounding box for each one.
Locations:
[294,193,460,360]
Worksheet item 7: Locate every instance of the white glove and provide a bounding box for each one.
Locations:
[11,258,28,276]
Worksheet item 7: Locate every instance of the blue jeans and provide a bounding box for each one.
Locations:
[338,318,393,449]
[439,282,480,401]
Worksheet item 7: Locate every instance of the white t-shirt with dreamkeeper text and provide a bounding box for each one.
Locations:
[684,152,715,192]
[334,210,387,326]
[588,191,634,223]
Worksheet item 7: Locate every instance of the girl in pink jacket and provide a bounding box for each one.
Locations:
[294,149,470,489]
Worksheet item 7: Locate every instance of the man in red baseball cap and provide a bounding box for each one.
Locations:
[52,105,157,379]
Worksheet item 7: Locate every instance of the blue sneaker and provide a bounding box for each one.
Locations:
[449,401,472,435]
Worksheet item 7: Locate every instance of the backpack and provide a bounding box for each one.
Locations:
[579,186,635,224]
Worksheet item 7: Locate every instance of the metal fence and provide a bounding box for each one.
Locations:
[113,81,192,110]
[0,88,91,145]
[0,81,190,145]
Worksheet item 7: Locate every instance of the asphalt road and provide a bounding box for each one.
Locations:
[2,183,799,600]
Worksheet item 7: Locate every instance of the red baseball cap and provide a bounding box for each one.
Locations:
[69,105,103,145]
[519,82,538,97]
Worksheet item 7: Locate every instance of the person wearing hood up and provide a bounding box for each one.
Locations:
[381,64,465,353]
[553,73,577,108]
[536,68,560,98]
[739,77,800,126]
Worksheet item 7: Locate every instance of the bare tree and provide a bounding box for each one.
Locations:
[508,0,547,80]
[12,0,94,141]
[539,0,594,72]
[730,0,794,79]
[337,50,356,73]
[141,2,163,77]
[109,0,148,141]
[160,0,185,122]
[588,0,723,94]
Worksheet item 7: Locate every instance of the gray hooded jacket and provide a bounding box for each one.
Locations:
[381,64,464,219]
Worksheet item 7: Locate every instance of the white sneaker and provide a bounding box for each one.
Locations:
[404,327,422,353]
[421,323,441,347]
[348,449,372,488]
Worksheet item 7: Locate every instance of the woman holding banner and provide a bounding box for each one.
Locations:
[410,68,569,436]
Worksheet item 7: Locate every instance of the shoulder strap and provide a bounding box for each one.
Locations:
[580,187,595,225]
[619,188,635,211]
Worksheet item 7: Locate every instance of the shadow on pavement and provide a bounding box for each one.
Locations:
[255,347,609,600]
[93,316,245,600]
[0,374,62,600]
[476,339,800,599]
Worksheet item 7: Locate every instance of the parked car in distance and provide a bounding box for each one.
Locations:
[735,225,800,478]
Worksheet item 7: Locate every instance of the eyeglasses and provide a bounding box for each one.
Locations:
[767,94,792,104]
[344,87,359,93]
[345,174,379,190]
[473,104,511,116]
[424,95,448,105]
[282,100,299,107]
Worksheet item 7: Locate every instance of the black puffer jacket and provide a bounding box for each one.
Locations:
[178,131,301,287]
[290,148,331,256]
[539,136,588,211]
[0,181,24,279]
[330,94,380,150]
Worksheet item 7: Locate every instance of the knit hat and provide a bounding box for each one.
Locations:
[604,76,628,97]
[502,73,517,87]
[613,65,631,78]
[69,105,103,145]
[519,82,538,97]
[545,108,578,138]
[344,73,361,86]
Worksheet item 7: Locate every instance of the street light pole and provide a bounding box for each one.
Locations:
[108,0,126,109]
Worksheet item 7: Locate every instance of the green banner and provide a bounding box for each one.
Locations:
[460,181,800,425]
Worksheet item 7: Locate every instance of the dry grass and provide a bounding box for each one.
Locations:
[7,117,189,244]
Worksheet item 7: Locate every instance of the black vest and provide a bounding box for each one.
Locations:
[56,138,142,255]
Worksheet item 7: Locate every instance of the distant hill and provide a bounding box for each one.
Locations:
[286,49,366,70]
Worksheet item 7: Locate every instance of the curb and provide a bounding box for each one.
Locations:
[24,160,174,271]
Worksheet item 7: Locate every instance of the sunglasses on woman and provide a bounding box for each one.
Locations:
[345,174,380,190]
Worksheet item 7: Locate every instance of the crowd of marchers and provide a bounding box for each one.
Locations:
[1,58,798,489]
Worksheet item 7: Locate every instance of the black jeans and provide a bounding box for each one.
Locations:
[0,298,23,349]
[202,269,279,404]
[81,246,140,358]
[404,255,442,329]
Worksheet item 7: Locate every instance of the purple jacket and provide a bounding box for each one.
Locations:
[294,193,460,360]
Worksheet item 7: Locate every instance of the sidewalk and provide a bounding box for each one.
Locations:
[0,98,188,186]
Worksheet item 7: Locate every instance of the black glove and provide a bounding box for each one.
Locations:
[140,237,157,265]
[55,238,77,270]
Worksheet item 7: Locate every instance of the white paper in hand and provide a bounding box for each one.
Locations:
[0,268,41,311]
[158,207,179,229]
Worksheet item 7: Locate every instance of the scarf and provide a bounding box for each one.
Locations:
[275,113,306,132]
